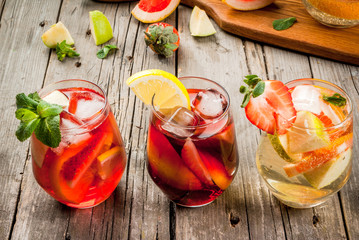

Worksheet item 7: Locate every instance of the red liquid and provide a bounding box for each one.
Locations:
[147,89,238,206]
[31,87,127,208]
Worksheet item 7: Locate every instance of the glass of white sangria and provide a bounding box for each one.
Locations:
[240,76,353,208]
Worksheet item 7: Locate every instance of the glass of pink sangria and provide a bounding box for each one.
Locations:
[27,79,127,208]
[147,77,239,207]
[240,76,353,208]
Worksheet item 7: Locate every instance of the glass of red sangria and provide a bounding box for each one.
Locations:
[28,79,127,208]
[147,76,239,207]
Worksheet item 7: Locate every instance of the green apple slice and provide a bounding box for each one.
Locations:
[304,148,352,189]
[41,22,74,48]
[268,133,302,163]
[190,6,216,37]
[89,10,113,45]
[287,111,330,153]
[42,90,69,108]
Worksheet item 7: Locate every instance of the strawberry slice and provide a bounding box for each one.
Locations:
[284,132,353,177]
[181,139,213,186]
[197,150,233,190]
[242,78,296,135]
[147,124,202,191]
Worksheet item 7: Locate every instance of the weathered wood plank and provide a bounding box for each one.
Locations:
[0,0,62,239]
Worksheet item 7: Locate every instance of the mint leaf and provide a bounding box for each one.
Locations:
[16,93,39,111]
[97,45,118,59]
[16,118,40,142]
[37,101,63,118]
[34,115,61,148]
[56,40,80,61]
[15,108,39,122]
[28,92,41,102]
[323,93,346,107]
[273,17,297,31]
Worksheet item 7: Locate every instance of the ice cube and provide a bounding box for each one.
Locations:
[68,91,105,121]
[291,85,322,115]
[161,106,200,138]
[192,89,228,119]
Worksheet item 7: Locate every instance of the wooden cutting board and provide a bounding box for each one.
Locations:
[98,0,359,65]
[181,0,359,65]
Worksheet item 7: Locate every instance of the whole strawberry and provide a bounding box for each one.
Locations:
[144,22,180,58]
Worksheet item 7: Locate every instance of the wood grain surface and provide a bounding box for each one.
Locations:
[0,0,359,240]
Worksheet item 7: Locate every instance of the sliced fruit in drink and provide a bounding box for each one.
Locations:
[197,149,232,190]
[131,0,180,23]
[147,124,202,190]
[243,80,296,135]
[89,10,113,45]
[42,90,69,108]
[287,111,330,153]
[41,22,74,48]
[304,148,352,189]
[126,69,190,110]
[223,0,274,11]
[190,6,216,37]
[284,132,353,177]
[31,134,49,168]
[181,139,213,186]
[268,133,303,163]
[97,146,125,180]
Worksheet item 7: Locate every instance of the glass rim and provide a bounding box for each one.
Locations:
[38,79,108,132]
[284,78,353,131]
[150,76,231,130]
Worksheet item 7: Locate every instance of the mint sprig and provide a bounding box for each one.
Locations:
[15,92,63,148]
[97,45,118,59]
[56,40,80,61]
[240,75,265,108]
[323,93,346,107]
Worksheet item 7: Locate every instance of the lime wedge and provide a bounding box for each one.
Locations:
[304,148,352,189]
[190,6,216,37]
[41,22,74,48]
[89,10,113,45]
[288,111,330,153]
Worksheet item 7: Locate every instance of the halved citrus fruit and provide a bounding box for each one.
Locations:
[131,0,180,23]
[223,0,275,11]
[126,69,190,110]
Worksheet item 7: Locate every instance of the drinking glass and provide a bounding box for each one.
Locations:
[256,78,353,208]
[31,79,127,208]
[302,0,359,28]
[146,77,239,207]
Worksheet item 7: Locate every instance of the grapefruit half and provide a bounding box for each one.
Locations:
[223,0,275,11]
[131,0,180,23]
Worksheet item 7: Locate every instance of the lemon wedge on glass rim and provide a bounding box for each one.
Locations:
[126,69,190,111]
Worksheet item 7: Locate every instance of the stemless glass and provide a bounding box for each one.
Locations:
[146,76,239,207]
[31,79,127,208]
[302,0,359,28]
[256,78,353,208]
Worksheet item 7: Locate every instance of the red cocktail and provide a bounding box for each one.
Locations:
[147,77,238,207]
[31,80,127,208]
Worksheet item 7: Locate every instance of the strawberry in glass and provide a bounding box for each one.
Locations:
[15,79,127,208]
[240,75,353,208]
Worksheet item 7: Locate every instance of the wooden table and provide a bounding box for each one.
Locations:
[1,0,358,239]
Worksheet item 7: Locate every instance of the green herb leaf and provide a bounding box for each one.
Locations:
[56,40,80,61]
[273,17,297,31]
[16,118,40,142]
[34,115,61,148]
[253,81,265,98]
[323,93,347,107]
[15,92,63,147]
[241,93,251,108]
[96,45,118,59]
[37,101,63,118]
[239,86,247,94]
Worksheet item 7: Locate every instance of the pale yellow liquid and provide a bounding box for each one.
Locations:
[256,135,352,208]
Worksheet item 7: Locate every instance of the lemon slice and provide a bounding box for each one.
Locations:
[190,6,216,37]
[89,10,113,45]
[126,69,190,110]
[287,111,330,153]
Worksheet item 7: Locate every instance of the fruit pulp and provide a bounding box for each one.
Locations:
[31,87,127,208]
[256,83,353,208]
[147,89,238,207]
